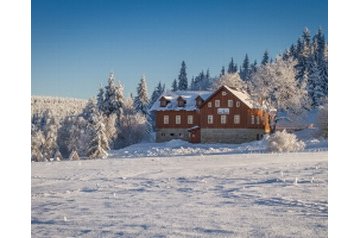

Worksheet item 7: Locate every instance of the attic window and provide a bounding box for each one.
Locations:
[236,101,241,108]
[160,101,167,107]
[222,91,227,96]
[177,97,186,107]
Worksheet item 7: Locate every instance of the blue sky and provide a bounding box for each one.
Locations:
[32,0,328,99]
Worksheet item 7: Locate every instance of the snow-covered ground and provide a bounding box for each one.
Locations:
[110,130,327,159]
[32,151,327,237]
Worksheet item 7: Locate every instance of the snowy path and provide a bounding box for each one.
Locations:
[32,152,327,237]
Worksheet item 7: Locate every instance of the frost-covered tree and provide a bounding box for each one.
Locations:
[134,75,150,117]
[31,127,45,162]
[240,54,251,81]
[54,150,63,161]
[171,78,178,91]
[116,112,149,148]
[86,99,109,159]
[41,110,59,161]
[251,57,310,117]
[178,61,188,90]
[96,86,105,113]
[103,72,125,117]
[213,73,248,92]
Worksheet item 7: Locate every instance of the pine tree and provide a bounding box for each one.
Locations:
[103,72,125,117]
[172,78,178,91]
[240,54,251,81]
[134,75,150,117]
[42,109,59,161]
[261,50,269,65]
[220,66,225,76]
[150,81,165,107]
[96,86,105,113]
[86,99,109,159]
[178,61,188,90]
[227,57,237,73]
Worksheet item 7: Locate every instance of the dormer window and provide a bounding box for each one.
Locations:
[159,96,170,107]
[177,96,186,107]
[195,96,204,107]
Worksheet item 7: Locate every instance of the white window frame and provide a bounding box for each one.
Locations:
[234,115,240,124]
[251,115,255,124]
[208,115,213,124]
[215,100,220,107]
[228,99,233,107]
[208,102,212,108]
[187,115,193,124]
[221,115,227,124]
[164,115,169,124]
[256,116,260,125]
[222,91,227,96]
[175,115,181,124]
[236,101,240,108]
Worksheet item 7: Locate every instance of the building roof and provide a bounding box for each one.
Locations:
[150,90,212,111]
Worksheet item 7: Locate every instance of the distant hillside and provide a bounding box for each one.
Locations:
[31,96,88,120]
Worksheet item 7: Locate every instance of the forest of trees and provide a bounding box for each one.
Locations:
[31,27,328,161]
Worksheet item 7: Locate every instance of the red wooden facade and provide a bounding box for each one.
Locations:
[151,86,272,143]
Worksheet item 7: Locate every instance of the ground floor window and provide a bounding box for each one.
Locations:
[221,115,227,124]
[234,114,240,124]
[208,115,213,124]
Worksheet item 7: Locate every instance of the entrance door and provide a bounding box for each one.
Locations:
[189,127,201,143]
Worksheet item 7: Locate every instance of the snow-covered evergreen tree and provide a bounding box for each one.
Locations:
[86,99,109,159]
[31,126,45,162]
[178,61,188,90]
[96,86,105,113]
[41,109,59,161]
[134,75,150,117]
[103,72,125,117]
[220,66,225,76]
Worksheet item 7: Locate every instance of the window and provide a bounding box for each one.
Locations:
[228,100,233,107]
[170,133,175,136]
[236,101,240,108]
[163,115,169,124]
[208,102,212,108]
[234,115,240,124]
[160,100,167,107]
[208,115,213,124]
[222,91,227,96]
[215,100,220,107]
[175,115,181,124]
[221,115,227,124]
[256,116,260,125]
[251,115,255,124]
[187,115,193,124]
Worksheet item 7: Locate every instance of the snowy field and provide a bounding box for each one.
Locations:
[32,151,327,237]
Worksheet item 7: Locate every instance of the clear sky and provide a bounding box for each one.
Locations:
[32,0,328,99]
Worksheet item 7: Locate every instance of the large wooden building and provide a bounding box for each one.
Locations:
[150,85,272,144]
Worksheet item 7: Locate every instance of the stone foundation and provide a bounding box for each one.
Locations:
[156,128,190,142]
[201,128,265,144]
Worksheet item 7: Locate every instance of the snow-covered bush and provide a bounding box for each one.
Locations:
[267,130,305,152]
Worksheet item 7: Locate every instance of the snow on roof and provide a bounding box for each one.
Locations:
[222,86,261,109]
[150,90,212,111]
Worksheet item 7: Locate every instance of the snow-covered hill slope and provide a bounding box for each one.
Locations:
[32,151,327,237]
